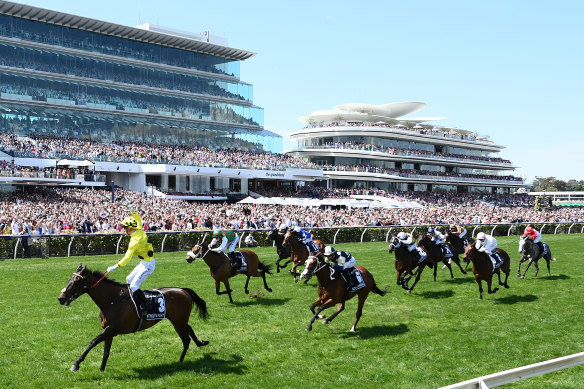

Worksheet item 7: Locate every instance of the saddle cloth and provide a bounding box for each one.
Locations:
[131,288,166,321]
[230,251,247,269]
[490,252,504,272]
[440,244,454,258]
[349,268,366,293]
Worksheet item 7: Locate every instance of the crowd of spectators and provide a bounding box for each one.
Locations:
[0,133,318,170]
[0,187,581,238]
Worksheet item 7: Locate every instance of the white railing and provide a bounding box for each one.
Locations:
[438,351,584,388]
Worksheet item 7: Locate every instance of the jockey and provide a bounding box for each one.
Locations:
[428,226,453,258]
[209,229,245,271]
[293,226,320,255]
[397,231,426,265]
[106,206,155,317]
[475,232,503,268]
[449,224,467,239]
[323,246,357,290]
[522,226,547,254]
[278,223,288,234]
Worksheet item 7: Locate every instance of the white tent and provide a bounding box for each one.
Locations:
[57,159,95,167]
[237,196,256,204]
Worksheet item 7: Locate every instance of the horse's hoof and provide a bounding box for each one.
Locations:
[245,290,249,294]
[70,364,79,372]
[504,284,510,289]
[306,326,312,332]
[294,279,299,284]
[520,276,525,279]
[407,290,412,294]
[321,320,329,325]
[277,268,281,273]
[266,288,272,292]
[196,340,210,347]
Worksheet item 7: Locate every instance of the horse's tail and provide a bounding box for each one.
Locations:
[372,283,388,296]
[183,288,209,321]
[258,261,273,275]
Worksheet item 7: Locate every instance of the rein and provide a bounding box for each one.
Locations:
[91,271,109,289]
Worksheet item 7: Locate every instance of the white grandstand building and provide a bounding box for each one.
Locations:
[287,102,527,194]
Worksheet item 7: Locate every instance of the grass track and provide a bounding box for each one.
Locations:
[0,235,583,388]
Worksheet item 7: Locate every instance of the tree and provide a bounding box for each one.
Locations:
[531,177,569,192]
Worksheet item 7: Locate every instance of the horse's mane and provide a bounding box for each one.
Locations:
[87,268,126,287]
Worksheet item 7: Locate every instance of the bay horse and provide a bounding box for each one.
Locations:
[186,244,273,303]
[463,241,511,299]
[446,231,472,270]
[282,229,325,283]
[518,236,556,278]
[265,228,291,273]
[300,255,387,332]
[57,264,209,372]
[418,234,458,281]
[387,236,426,293]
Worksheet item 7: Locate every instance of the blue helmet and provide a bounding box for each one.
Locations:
[428,227,435,234]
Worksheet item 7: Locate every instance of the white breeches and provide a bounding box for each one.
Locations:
[127,259,156,292]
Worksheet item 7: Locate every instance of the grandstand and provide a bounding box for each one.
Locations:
[0,1,322,196]
[288,102,528,194]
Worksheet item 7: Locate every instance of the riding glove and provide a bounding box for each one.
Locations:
[107,264,118,273]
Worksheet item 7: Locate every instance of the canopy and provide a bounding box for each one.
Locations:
[57,159,95,167]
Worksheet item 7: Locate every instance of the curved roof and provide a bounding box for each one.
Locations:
[298,102,445,124]
[0,1,255,61]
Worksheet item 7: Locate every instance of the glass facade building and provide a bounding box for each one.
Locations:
[0,5,282,153]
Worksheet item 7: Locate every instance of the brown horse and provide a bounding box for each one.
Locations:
[463,241,511,299]
[282,229,325,283]
[446,231,472,270]
[265,228,292,273]
[387,236,426,293]
[417,234,467,279]
[299,255,387,332]
[58,264,209,371]
[186,244,273,303]
[518,236,556,278]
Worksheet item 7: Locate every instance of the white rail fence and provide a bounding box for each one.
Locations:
[439,351,584,388]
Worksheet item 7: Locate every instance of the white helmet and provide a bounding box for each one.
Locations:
[477,232,486,240]
[279,223,287,232]
[428,227,435,234]
[397,232,407,240]
[293,226,301,233]
[324,246,335,256]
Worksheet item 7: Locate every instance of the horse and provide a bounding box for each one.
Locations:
[57,264,209,371]
[282,229,325,283]
[445,231,473,270]
[463,241,511,299]
[518,236,556,278]
[387,236,426,293]
[416,234,456,282]
[186,244,273,303]
[417,234,467,278]
[265,228,292,273]
[299,255,387,332]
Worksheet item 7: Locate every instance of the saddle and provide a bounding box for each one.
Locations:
[228,251,247,271]
[489,252,504,271]
[339,268,366,293]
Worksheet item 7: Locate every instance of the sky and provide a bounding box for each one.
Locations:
[15,0,584,183]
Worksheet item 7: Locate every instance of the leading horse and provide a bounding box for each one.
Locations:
[463,241,511,299]
[186,244,273,303]
[58,264,209,371]
[282,229,325,283]
[518,236,556,278]
[265,228,292,273]
[300,255,387,332]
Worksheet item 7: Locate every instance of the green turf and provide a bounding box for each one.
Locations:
[0,235,583,388]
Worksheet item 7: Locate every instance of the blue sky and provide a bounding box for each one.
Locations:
[17,0,584,183]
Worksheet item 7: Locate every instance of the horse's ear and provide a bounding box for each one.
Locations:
[77,263,83,271]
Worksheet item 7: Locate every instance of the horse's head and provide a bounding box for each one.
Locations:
[186,245,203,263]
[300,255,320,280]
[282,229,295,245]
[58,264,91,306]
[388,237,401,253]
[265,229,276,242]
[463,240,478,261]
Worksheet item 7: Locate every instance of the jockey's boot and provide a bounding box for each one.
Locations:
[133,289,147,316]
[341,268,353,291]
[537,242,547,255]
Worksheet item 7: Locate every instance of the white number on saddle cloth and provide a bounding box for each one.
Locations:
[157,296,165,313]
[354,270,363,283]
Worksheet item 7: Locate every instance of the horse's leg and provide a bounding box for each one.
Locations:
[444,259,454,279]
[244,275,251,294]
[517,257,525,277]
[433,261,438,281]
[407,266,424,293]
[452,256,466,275]
[486,274,499,295]
[475,277,484,299]
[533,259,540,277]
[100,337,113,371]
[71,327,114,371]
[261,271,272,292]
[322,302,345,325]
[349,294,368,332]
[188,324,209,347]
[545,256,552,276]
[307,299,334,331]
[224,279,234,303]
[522,259,534,279]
